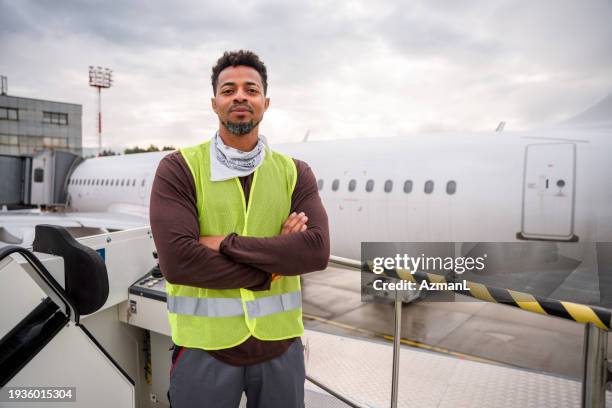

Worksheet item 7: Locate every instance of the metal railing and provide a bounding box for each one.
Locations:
[327,254,612,408]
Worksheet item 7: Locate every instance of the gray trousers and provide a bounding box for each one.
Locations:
[169,338,305,408]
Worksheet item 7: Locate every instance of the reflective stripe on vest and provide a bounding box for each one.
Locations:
[167,291,302,319]
[245,291,302,318]
[167,296,244,318]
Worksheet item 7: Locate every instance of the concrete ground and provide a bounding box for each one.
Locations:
[301,265,612,380]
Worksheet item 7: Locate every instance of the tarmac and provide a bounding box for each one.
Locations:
[301,265,612,380]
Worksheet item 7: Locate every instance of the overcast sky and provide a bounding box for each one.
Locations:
[1,0,611,149]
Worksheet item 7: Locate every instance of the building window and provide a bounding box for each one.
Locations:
[317,179,323,191]
[43,111,68,125]
[446,180,457,195]
[403,180,413,194]
[348,179,356,192]
[384,180,393,193]
[331,179,340,191]
[424,180,434,194]
[365,179,374,192]
[0,107,18,121]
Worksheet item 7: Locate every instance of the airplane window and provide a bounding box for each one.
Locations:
[446,180,457,195]
[141,179,146,187]
[332,179,340,192]
[317,179,323,191]
[424,180,434,194]
[132,179,136,187]
[121,179,125,187]
[105,179,109,186]
[348,179,356,192]
[110,179,114,186]
[115,179,120,186]
[384,180,393,193]
[96,179,100,186]
[365,179,374,192]
[403,180,413,193]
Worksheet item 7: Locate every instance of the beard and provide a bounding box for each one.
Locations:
[221,118,262,136]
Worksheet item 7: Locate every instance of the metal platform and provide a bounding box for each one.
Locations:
[302,329,612,408]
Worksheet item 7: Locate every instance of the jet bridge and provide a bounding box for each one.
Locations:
[0,150,81,208]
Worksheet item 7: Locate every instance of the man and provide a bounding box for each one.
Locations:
[150,50,330,408]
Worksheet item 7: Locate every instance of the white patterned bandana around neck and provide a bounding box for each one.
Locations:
[209,132,268,182]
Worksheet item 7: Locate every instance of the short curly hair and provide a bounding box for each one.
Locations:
[211,50,268,96]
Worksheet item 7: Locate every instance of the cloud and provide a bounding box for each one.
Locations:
[1,0,610,149]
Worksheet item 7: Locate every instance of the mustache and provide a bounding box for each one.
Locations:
[229,104,253,113]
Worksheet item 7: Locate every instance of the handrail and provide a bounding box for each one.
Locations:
[329,255,362,270]
[0,245,78,324]
[329,254,403,408]
[365,261,612,331]
[331,253,611,408]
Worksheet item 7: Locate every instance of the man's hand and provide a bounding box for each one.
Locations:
[199,235,226,252]
[199,213,308,279]
[281,212,308,235]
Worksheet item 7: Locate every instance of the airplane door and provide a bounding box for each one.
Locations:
[138,174,148,201]
[520,143,576,241]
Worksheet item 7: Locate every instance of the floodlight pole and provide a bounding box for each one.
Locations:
[97,87,102,152]
[88,66,113,155]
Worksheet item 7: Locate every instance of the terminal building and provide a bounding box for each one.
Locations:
[0,77,83,207]
[0,77,82,157]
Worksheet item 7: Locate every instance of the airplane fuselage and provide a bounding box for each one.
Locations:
[66,129,612,259]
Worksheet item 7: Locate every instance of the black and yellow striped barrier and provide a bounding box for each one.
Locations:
[362,261,612,331]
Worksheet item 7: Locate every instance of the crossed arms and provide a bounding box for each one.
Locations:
[149,152,330,291]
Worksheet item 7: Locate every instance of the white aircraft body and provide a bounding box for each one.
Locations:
[1,96,611,261]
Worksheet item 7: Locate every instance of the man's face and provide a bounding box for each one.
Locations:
[212,65,269,136]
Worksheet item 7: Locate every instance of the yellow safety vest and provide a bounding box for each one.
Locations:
[166,140,304,350]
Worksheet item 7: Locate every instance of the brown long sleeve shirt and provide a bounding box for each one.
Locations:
[149,150,330,366]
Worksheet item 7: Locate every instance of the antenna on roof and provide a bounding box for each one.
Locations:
[0,76,7,95]
[496,121,506,132]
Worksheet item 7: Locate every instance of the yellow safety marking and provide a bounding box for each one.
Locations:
[382,335,498,365]
[465,281,496,303]
[508,290,547,315]
[426,273,447,284]
[561,301,608,330]
[302,313,497,365]
[396,268,416,282]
